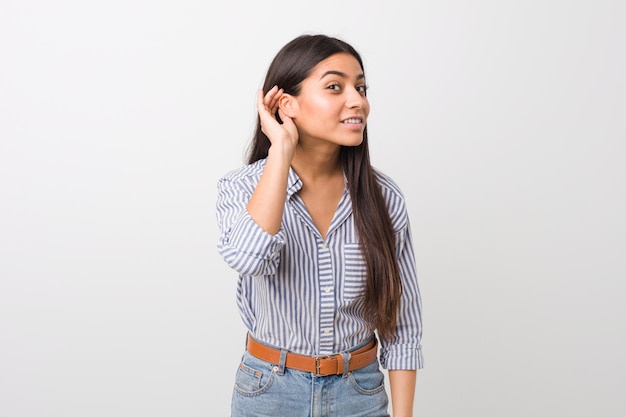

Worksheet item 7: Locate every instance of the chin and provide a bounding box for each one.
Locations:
[340,136,365,147]
[332,131,365,147]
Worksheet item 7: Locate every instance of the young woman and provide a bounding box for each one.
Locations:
[216,34,423,417]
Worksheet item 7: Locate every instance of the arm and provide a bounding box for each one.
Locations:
[216,87,298,276]
[216,177,286,276]
[378,212,423,415]
[246,146,291,235]
[247,86,298,235]
[379,219,424,370]
[389,370,416,417]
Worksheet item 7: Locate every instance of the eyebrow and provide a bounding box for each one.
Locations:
[320,70,365,80]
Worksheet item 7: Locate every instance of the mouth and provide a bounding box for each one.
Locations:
[341,118,364,124]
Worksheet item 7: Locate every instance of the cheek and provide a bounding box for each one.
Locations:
[307,98,334,115]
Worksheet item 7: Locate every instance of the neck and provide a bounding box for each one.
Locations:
[291,142,342,182]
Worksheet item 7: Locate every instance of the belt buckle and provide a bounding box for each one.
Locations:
[314,356,331,376]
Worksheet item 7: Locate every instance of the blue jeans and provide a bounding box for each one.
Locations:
[231,339,390,417]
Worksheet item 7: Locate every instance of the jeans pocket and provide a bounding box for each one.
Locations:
[233,355,276,396]
[348,361,386,395]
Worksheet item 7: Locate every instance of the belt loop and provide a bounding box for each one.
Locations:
[340,352,351,378]
[277,349,288,376]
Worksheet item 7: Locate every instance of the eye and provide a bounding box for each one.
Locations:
[327,83,341,91]
[356,85,369,94]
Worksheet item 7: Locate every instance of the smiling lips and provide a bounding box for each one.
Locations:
[341,118,363,124]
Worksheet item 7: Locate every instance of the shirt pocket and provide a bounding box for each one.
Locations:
[343,243,367,301]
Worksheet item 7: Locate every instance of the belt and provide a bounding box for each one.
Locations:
[246,335,378,376]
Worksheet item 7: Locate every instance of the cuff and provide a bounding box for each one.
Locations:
[223,211,284,261]
[379,343,424,370]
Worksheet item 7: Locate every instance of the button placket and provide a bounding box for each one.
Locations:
[317,239,335,354]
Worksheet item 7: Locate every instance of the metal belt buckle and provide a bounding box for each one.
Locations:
[314,356,331,376]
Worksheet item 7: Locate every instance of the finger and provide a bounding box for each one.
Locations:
[263,85,279,103]
[257,91,276,127]
[258,88,283,129]
[269,87,283,105]
[257,88,268,114]
[267,88,283,115]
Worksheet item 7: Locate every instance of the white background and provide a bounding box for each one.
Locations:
[1,1,625,416]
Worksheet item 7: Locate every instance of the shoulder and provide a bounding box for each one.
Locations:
[373,168,409,231]
[373,168,405,198]
[218,159,266,190]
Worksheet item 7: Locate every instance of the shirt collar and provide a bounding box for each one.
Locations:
[285,167,350,197]
[286,166,303,197]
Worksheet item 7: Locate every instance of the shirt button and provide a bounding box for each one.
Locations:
[323,328,331,334]
[324,287,332,293]
[321,243,328,250]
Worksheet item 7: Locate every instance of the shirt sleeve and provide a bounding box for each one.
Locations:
[378,218,424,370]
[216,176,285,277]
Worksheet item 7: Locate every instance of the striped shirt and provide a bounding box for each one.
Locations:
[216,158,423,370]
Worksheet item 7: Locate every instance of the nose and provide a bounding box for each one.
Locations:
[345,87,367,109]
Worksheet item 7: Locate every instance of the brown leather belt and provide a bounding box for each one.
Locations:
[246,335,378,376]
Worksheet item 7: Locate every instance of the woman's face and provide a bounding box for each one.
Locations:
[290,53,370,147]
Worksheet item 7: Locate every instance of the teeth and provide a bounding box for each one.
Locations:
[342,118,362,124]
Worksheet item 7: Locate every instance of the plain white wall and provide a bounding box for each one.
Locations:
[1,1,625,416]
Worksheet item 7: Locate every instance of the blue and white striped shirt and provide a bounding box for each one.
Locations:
[216,158,423,370]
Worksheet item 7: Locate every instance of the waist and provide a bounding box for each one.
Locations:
[246,334,378,376]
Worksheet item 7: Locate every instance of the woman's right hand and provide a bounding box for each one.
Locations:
[257,86,298,160]
[247,86,299,235]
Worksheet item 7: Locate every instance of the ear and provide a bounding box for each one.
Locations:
[278,94,298,118]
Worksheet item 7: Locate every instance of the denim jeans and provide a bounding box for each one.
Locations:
[231,339,390,417]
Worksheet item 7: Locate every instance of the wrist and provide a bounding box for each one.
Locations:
[267,143,295,166]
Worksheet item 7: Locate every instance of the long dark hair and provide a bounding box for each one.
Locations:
[247,34,402,340]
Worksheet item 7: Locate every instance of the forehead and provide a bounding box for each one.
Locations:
[307,53,364,79]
